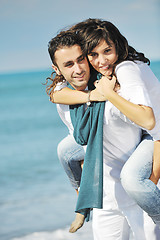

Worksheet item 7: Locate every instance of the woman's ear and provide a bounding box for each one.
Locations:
[52,64,61,75]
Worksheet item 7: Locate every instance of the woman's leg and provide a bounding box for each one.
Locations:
[120,133,160,226]
[57,134,85,190]
[57,134,86,232]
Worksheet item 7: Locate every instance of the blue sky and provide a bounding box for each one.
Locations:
[0,0,159,73]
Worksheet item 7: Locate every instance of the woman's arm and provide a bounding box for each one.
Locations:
[149,140,160,184]
[95,76,155,130]
[50,87,107,105]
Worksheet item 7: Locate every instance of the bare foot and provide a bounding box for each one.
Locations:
[69,213,85,233]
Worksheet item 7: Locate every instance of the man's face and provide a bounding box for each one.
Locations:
[53,45,90,90]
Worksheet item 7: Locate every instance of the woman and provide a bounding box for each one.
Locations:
[46,19,160,238]
[70,20,160,226]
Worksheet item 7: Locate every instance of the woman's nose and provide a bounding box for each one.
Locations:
[98,54,106,65]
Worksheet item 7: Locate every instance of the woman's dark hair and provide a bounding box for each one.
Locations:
[71,18,150,66]
[46,19,150,96]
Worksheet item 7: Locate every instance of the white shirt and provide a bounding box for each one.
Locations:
[55,60,157,210]
[115,61,160,140]
[55,82,74,135]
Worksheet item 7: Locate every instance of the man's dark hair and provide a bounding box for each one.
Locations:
[46,30,85,96]
[48,30,85,66]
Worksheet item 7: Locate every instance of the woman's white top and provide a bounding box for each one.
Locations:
[115,61,160,140]
[55,60,159,210]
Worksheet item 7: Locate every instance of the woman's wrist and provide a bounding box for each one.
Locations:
[90,89,107,102]
[104,88,117,101]
[90,90,95,101]
[86,91,91,106]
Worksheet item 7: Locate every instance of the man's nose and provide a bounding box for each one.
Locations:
[74,63,82,73]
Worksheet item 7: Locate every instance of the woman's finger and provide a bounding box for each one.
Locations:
[94,80,99,87]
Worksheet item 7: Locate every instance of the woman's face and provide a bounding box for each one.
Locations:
[87,39,118,76]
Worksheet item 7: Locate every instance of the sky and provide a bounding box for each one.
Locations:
[0,0,160,73]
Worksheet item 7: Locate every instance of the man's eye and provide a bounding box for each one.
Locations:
[65,63,73,67]
[78,56,85,63]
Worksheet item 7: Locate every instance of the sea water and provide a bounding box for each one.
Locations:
[0,69,93,240]
[0,61,160,240]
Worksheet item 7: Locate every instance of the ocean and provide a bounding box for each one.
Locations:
[0,61,160,240]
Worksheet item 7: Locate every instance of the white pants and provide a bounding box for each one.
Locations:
[92,204,159,240]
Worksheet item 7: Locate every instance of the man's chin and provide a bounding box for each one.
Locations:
[76,83,88,91]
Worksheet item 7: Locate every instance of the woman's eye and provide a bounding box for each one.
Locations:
[104,48,111,54]
[89,53,97,57]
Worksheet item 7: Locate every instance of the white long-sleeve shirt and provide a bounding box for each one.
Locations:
[115,61,160,140]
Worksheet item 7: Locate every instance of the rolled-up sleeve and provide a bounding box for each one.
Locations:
[108,61,153,126]
[115,61,152,107]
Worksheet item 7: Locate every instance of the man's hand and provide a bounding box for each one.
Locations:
[150,140,160,185]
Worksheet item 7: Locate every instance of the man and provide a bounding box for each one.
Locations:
[47,30,159,239]
[48,30,92,233]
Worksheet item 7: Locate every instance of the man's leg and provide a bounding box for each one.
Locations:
[92,208,130,240]
[122,204,157,240]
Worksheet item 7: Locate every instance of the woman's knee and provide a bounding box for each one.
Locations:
[121,139,154,191]
[120,163,136,191]
[57,138,68,163]
[57,135,85,166]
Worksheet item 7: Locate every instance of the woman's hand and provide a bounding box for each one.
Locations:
[90,88,107,102]
[94,75,118,99]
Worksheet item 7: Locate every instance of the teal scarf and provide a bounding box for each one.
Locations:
[69,73,105,220]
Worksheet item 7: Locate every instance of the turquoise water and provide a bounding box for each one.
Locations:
[0,61,160,240]
[0,70,89,240]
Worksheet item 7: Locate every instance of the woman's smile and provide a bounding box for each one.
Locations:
[88,39,118,76]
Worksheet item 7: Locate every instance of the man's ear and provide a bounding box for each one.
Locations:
[52,64,61,75]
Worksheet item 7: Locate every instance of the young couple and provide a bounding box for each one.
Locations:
[46,18,160,239]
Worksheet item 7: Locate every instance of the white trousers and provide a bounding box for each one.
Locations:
[92,204,159,240]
